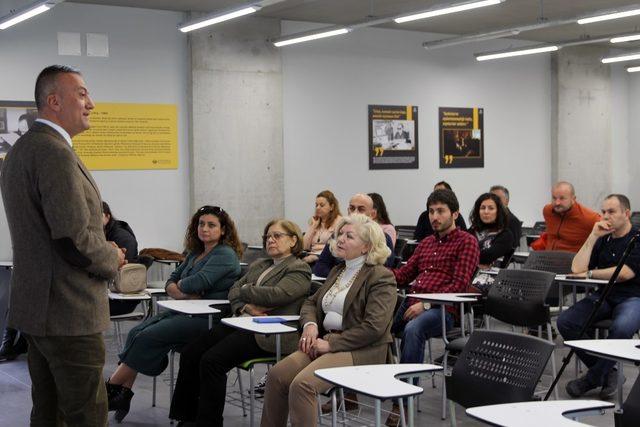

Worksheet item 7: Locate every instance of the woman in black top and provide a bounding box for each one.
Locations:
[103,201,140,316]
[468,193,514,268]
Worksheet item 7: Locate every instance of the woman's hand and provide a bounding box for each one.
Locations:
[166,282,188,300]
[310,338,331,359]
[309,216,321,229]
[299,324,319,355]
[302,254,319,264]
[243,303,270,316]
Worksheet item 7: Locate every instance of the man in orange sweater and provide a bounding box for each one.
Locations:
[531,182,600,252]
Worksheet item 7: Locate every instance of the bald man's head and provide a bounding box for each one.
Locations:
[551,181,576,214]
[348,193,374,218]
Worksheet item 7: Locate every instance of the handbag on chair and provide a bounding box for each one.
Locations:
[110,263,147,294]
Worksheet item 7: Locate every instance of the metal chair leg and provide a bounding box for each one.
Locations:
[250,366,255,427]
[152,376,156,407]
[237,367,247,416]
[442,350,449,420]
[547,323,559,400]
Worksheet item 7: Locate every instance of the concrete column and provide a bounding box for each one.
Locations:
[190,16,283,244]
[551,45,611,209]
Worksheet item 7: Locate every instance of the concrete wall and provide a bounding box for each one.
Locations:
[552,46,612,210]
[0,3,191,259]
[628,71,640,208]
[281,21,553,228]
[190,17,283,245]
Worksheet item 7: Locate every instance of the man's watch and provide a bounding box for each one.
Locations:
[587,270,593,279]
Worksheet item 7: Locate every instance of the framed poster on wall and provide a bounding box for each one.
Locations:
[0,101,38,165]
[439,107,484,168]
[368,104,418,170]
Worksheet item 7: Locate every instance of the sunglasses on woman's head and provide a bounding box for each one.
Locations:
[199,205,224,214]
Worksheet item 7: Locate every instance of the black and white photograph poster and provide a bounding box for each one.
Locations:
[368,104,418,170]
[0,101,37,165]
[439,107,484,168]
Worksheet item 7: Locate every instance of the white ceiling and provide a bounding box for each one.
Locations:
[67,0,640,48]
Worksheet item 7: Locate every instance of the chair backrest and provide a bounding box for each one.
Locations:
[533,221,547,232]
[446,330,554,409]
[523,250,574,274]
[484,269,555,327]
[309,281,324,297]
[497,248,516,269]
[394,238,407,257]
[241,246,267,265]
[615,375,640,427]
[395,225,416,240]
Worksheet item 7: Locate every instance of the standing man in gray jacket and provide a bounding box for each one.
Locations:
[0,65,126,426]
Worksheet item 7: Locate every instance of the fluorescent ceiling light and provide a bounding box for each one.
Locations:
[179,5,260,33]
[578,8,640,25]
[627,66,640,72]
[0,0,60,30]
[273,28,350,47]
[395,0,503,24]
[611,33,640,43]
[476,45,558,61]
[602,52,640,64]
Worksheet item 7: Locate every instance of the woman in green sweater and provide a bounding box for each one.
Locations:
[106,205,243,422]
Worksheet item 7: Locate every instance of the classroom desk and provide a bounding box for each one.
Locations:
[157,299,228,328]
[315,363,442,427]
[221,315,299,361]
[466,400,614,426]
[411,293,479,339]
[564,339,640,411]
[479,269,608,313]
[512,251,530,263]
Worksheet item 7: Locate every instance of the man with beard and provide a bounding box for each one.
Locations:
[531,181,600,252]
[386,189,479,424]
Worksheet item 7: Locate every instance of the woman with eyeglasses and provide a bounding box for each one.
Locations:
[169,219,311,426]
[106,206,243,422]
[260,214,396,427]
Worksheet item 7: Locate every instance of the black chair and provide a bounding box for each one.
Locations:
[523,250,574,306]
[394,238,407,258]
[445,330,555,427]
[241,245,266,265]
[395,225,416,240]
[630,212,640,229]
[309,281,323,297]
[615,375,640,427]
[533,221,547,232]
[441,269,559,419]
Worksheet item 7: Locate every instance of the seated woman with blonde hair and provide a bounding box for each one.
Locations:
[260,214,397,427]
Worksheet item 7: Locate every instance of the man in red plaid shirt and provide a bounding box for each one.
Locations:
[391,189,479,366]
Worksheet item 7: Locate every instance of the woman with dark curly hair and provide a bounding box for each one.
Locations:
[106,206,243,422]
[468,192,514,268]
[169,218,311,426]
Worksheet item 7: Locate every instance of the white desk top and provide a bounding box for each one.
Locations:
[555,275,608,285]
[312,274,327,282]
[513,251,530,258]
[147,280,167,289]
[479,269,608,286]
[314,363,441,400]
[0,261,12,268]
[221,315,299,335]
[157,299,228,315]
[247,245,263,250]
[564,339,640,363]
[466,400,614,427]
[411,293,479,304]
[108,291,151,300]
[146,288,167,295]
[406,239,418,245]
[154,259,181,265]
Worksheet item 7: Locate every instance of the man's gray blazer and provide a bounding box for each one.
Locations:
[0,122,119,336]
